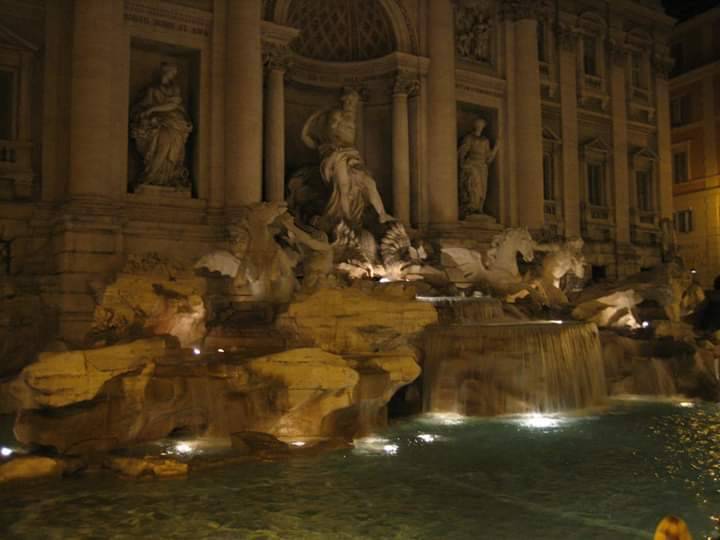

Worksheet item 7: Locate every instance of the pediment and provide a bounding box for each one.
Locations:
[631,146,658,161]
[582,137,611,154]
[0,23,38,52]
[542,126,562,144]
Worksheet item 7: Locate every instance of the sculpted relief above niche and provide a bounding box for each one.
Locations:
[455,0,495,65]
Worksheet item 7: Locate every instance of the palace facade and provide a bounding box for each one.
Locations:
[0,0,674,341]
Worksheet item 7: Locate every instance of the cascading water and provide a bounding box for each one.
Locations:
[422,321,608,416]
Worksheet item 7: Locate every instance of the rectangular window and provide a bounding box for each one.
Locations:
[587,163,604,206]
[537,21,547,63]
[670,95,690,125]
[636,170,652,211]
[0,70,14,140]
[583,37,598,76]
[543,152,554,200]
[672,150,689,183]
[674,210,693,233]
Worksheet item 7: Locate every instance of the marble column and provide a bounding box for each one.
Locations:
[426,0,458,224]
[226,0,263,207]
[558,25,581,237]
[392,77,415,223]
[263,45,289,202]
[609,41,631,244]
[68,0,122,200]
[654,55,674,219]
[510,3,544,230]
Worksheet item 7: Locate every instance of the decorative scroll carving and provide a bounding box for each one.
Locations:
[455,2,494,63]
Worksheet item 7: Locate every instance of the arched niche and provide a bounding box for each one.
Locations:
[267,0,425,214]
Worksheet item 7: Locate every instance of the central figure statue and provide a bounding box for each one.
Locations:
[289,89,393,239]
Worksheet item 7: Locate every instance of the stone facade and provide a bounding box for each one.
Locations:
[669,7,720,286]
[0,0,674,343]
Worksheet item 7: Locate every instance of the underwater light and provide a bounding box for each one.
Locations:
[678,401,695,408]
[691,268,697,274]
[290,441,306,447]
[417,433,436,443]
[0,447,12,457]
[641,321,650,328]
[379,277,391,283]
[382,444,399,455]
[521,413,560,429]
[192,347,201,355]
[217,348,225,353]
[174,443,193,454]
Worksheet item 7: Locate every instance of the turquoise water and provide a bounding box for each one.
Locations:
[2,400,720,539]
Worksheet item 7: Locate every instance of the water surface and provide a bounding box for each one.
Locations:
[2,400,719,539]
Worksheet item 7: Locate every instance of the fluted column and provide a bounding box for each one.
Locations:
[609,39,630,244]
[507,1,544,230]
[392,76,416,223]
[226,0,263,207]
[426,0,458,224]
[558,24,581,237]
[68,0,122,200]
[263,44,290,202]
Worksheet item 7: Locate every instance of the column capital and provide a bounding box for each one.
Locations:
[652,54,674,80]
[556,24,579,52]
[607,39,629,67]
[393,73,420,97]
[500,0,544,22]
[262,42,292,73]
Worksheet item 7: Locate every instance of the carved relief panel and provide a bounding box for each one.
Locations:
[455,0,496,67]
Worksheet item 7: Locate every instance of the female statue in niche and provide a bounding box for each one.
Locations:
[458,117,499,218]
[130,62,193,190]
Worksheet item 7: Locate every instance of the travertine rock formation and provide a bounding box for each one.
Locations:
[10,339,422,454]
[277,282,438,354]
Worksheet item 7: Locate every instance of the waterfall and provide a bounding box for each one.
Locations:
[422,321,608,416]
[420,296,505,324]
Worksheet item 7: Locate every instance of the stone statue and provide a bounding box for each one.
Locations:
[533,238,586,305]
[295,89,393,231]
[441,228,536,300]
[130,63,193,190]
[458,118,499,218]
[455,4,492,63]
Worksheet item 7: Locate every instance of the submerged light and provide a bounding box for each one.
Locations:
[641,321,650,329]
[192,347,201,356]
[174,442,193,454]
[521,413,560,429]
[217,348,225,353]
[382,444,399,455]
[417,433,436,443]
[290,441,306,447]
[0,447,12,457]
[678,401,695,408]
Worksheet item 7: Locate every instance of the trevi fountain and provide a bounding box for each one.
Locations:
[0,1,718,539]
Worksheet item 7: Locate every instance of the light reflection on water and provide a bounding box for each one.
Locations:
[1,401,719,539]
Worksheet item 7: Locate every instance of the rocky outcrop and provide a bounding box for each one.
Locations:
[89,253,207,347]
[277,282,438,354]
[600,332,718,399]
[10,341,421,454]
[105,456,188,478]
[0,456,83,483]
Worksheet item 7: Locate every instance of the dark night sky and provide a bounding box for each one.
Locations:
[662,0,720,21]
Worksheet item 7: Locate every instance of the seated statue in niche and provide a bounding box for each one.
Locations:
[458,118,499,219]
[130,62,193,191]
